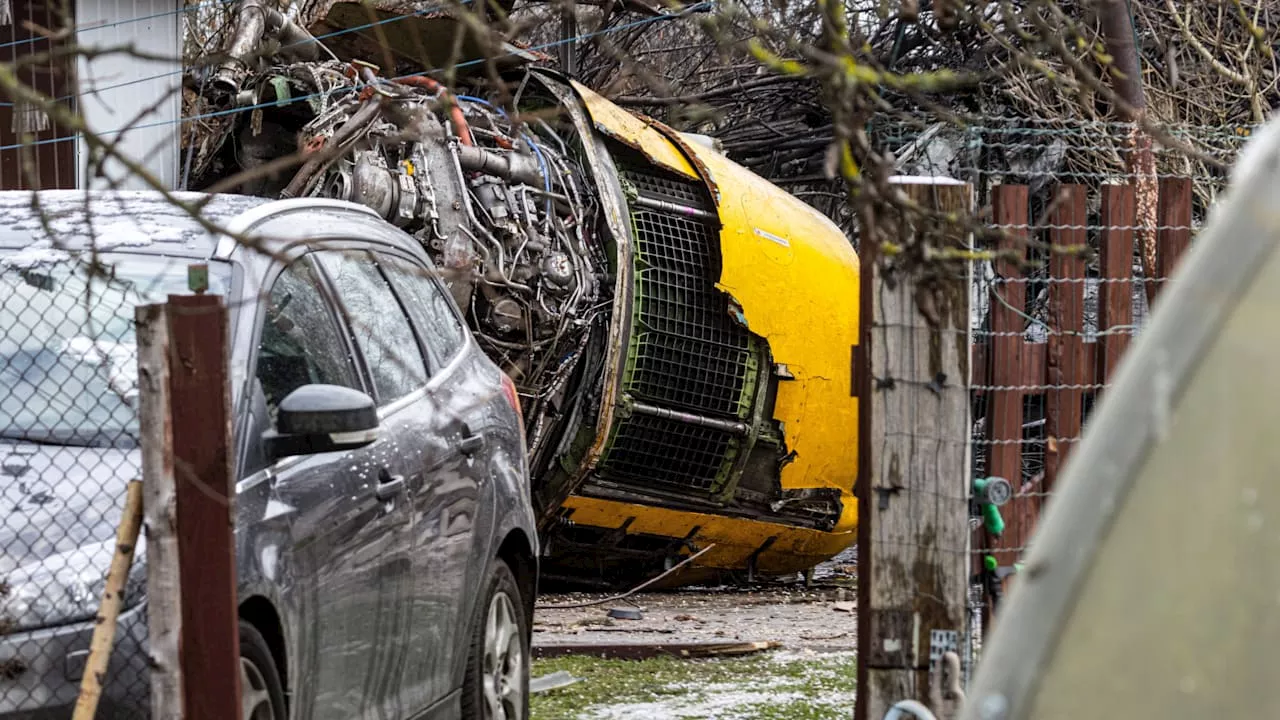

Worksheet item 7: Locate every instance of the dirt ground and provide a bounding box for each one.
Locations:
[533,584,857,652]
[529,547,858,719]
[533,546,858,652]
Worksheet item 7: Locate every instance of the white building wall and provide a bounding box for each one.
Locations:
[75,0,183,190]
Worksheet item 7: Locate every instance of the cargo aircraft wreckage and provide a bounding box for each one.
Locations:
[189,0,861,587]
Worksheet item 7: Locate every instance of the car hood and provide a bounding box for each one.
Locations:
[0,440,138,574]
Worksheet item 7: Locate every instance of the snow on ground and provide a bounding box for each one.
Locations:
[534,650,859,720]
[587,689,810,720]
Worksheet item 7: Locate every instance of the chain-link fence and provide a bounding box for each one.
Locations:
[0,232,183,716]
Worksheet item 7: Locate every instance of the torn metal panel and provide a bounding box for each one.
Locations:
[549,72,859,582]
[559,495,856,574]
[605,101,858,528]
[526,71,637,526]
[568,80,699,180]
[529,671,581,693]
[305,2,547,73]
[647,117,722,205]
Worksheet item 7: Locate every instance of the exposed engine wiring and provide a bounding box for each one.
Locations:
[224,60,607,464]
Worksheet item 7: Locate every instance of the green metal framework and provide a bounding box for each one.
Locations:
[595,158,767,501]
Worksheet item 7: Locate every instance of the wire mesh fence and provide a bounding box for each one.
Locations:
[864,116,1238,674]
[0,240,201,716]
[876,113,1246,210]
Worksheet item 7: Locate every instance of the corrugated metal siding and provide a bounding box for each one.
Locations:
[0,1,77,190]
[75,0,182,189]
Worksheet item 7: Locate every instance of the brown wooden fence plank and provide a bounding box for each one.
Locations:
[973,343,1095,395]
[1099,184,1135,384]
[168,293,243,720]
[1156,177,1192,293]
[984,185,1028,571]
[986,185,1026,483]
[1045,185,1087,492]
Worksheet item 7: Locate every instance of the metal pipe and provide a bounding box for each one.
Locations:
[456,144,545,188]
[446,143,532,295]
[209,2,320,101]
[266,8,320,62]
[629,401,749,435]
[210,0,267,100]
[525,185,572,203]
[395,75,474,146]
[629,194,717,220]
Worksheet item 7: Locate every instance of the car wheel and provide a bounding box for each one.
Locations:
[240,620,287,720]
[462,560,530,720]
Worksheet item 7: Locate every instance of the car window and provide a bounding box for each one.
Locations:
[378,254,467,367]
[255,258,360,418]
[0,253,232,449]
[317,250,428,405]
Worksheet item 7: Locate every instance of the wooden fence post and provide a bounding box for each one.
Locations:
[856,179,972,720]
[136,303,184,719]
[168,292,242,720]
[1156,176,1193,297]
[1045,185,1087,492]
[1098,185,1136,384]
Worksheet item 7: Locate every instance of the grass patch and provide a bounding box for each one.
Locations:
[531,650,856,720]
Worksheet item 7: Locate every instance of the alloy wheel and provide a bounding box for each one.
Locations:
[241,656,276,720]
[481,591,525,720]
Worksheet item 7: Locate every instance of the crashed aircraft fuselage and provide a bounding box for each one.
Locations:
[194,21,860,586]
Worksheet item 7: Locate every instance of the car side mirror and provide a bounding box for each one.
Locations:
[263,384,379,459]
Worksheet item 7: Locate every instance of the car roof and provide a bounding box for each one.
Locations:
[0,190,272,260]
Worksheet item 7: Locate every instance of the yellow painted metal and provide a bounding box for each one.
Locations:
[563,84,861,572]
[678,141,861,533]
[569,81,698,179]
[562,496,856,574]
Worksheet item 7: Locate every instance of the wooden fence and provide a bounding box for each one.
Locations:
[973,178,1195,574]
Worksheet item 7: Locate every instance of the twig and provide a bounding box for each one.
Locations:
[537,544,717,609]
[71,481,144,720]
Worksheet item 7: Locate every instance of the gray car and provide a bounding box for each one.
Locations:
[0,191,538,720]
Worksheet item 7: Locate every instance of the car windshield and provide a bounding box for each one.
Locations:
[0,251,231,449]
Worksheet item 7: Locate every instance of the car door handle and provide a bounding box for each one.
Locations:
[375,471,405,501]
[458,430,486,456]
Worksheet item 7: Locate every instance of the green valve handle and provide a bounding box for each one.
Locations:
[981,502,1005,536]
[973,477,1012,537]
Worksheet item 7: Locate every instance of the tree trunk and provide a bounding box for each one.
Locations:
[1096,0,1159,309]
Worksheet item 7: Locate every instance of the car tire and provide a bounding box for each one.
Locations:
[240,620,287,720]
[461,559,530,720]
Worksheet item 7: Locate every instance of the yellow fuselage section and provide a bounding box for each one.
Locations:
[564,83,860,575]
